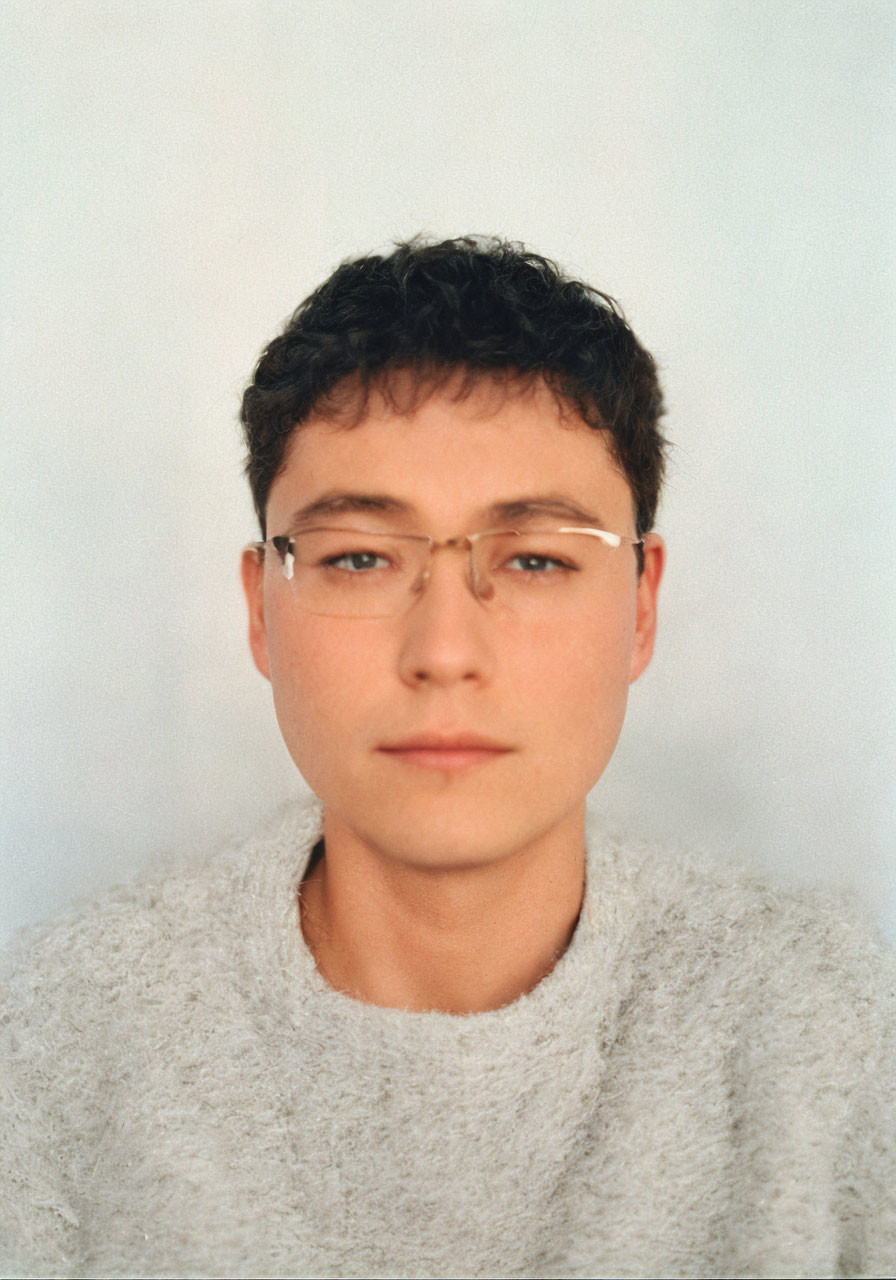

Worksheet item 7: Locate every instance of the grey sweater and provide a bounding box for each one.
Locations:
[2,801,894,1279]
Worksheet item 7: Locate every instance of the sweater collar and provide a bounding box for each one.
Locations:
[239,796,636,1041]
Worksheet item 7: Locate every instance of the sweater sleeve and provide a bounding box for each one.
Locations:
[833,936,896,1278]
[739,891,896,1279]
[0,974,82,1278]
[631,846,896,1280]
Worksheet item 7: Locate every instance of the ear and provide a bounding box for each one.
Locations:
[629,533,665,684]
[241,546,271,681]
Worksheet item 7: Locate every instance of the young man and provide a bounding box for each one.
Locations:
[2,238,893,1278]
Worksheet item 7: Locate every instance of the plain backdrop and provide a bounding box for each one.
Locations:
[2,0,894,945]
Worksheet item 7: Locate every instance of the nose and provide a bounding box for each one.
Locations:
[396,548,497,688]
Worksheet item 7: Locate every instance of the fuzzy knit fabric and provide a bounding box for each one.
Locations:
[1,800,894,1279]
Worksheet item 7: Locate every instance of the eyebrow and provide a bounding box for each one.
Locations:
[486,497,608,527]
[285,492,411,530]
[284,491,609,532]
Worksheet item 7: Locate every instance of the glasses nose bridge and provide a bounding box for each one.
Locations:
[418,533,483,600]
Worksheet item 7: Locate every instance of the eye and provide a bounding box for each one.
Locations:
[323,550,391,573]
[505,552,576,574]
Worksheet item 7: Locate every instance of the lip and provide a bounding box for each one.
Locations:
[378,733,514,771]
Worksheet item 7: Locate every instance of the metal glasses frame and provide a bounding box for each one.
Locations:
[248,524,644,615]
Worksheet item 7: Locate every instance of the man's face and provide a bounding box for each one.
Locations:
[242,375,664,873]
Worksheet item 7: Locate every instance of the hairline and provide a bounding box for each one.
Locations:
[261,363,632,538]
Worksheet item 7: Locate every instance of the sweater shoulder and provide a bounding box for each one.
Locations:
[0,799,320,1275]
[594,831,895,1055]
[1,798,321,1037]
[599,830,891,962]
[3,852,221,1014]
[589,835,896,1277]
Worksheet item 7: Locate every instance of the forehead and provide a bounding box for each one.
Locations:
[266,374,635,533]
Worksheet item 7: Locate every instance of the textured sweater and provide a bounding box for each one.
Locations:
[1,800,894,1279]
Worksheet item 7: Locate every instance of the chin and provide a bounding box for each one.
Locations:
[332,785,585,874]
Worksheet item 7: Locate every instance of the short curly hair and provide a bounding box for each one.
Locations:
[241,236,667,544]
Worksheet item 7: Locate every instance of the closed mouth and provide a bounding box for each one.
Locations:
[380,734,512,752]
[378,734,514,770]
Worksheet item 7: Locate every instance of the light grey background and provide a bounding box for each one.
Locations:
[3,0,894,944]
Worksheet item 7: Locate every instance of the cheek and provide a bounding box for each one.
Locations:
[520,596,635,694]
[556,637,632,729]
[264,609,385,763]
[515,606,636,758]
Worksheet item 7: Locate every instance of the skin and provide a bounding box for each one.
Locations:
[241,373,664,1013]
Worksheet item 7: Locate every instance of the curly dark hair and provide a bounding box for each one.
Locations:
[241,236,667,546]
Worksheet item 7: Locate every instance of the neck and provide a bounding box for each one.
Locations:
[298,812,586,1014]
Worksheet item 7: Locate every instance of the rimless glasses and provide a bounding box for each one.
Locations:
[249,524,643,619]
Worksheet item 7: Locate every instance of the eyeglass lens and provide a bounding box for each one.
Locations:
[272,528,622,618]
